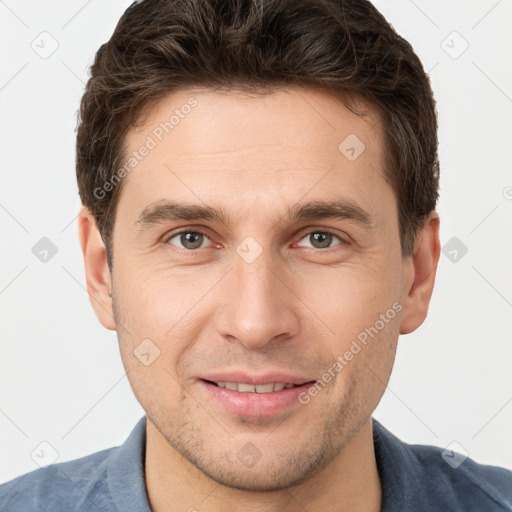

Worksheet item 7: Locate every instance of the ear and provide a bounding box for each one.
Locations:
[399,211,441,335]
[78,207,116,330]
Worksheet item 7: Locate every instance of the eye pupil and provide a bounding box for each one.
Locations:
[310,232,332,248]
[181,232,203,249]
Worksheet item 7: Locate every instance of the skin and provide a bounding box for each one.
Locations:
[79,86,440,512]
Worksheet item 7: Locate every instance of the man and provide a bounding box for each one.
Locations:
[1,0,511,510]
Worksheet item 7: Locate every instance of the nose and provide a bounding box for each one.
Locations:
[214,247,301,350]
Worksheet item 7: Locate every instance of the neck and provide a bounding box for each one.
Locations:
[145,418,381,512]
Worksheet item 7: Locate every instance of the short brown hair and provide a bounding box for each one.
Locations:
[76,0,439,266]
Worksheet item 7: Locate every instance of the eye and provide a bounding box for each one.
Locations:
[165,230,211,250]
[296,230,345,249]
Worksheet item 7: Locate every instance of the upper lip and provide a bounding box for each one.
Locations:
[199,371,316,386]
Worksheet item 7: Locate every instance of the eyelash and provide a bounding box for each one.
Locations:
[163,228,348,253]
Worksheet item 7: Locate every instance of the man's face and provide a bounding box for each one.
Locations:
[109,87,408,490]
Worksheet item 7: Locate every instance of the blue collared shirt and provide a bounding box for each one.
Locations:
[1,416,511,511]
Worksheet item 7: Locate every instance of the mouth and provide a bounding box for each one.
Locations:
[198,378,317,417]
[203,380,308,393]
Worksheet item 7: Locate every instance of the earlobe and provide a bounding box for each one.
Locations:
[399,212,441,335]
[78,207,116,330]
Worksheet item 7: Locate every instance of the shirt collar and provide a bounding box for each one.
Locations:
[107,416,152,512]
[372,417,421,510]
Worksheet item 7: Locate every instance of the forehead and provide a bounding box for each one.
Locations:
[118,86,391,225]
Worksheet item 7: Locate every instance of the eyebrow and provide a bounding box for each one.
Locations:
[135,198,374,229]
[287,199,373,227]
[135,200,233,228]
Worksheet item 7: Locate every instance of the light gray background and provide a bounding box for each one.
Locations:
[1,0,511,484]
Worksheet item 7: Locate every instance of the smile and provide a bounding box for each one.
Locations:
[207,381,298,393]
[199,378,316,417]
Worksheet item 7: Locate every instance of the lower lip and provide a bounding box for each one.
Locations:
[198,380,315,417]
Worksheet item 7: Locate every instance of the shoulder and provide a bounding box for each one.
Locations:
[0,417,148,512]
[411,441,512,509]
[0,446,116,512]
[372,419,512,511]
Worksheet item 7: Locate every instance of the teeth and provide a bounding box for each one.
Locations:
[215,382,297,393]
[238,383,256,392]
[255,383,274,393]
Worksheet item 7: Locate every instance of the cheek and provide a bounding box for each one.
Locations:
[112,270,212,376]
[112,283,189,420]
[323,292,400,419]
[113,264,198,331]
[298,261,402,331]
[299,263,402,394]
